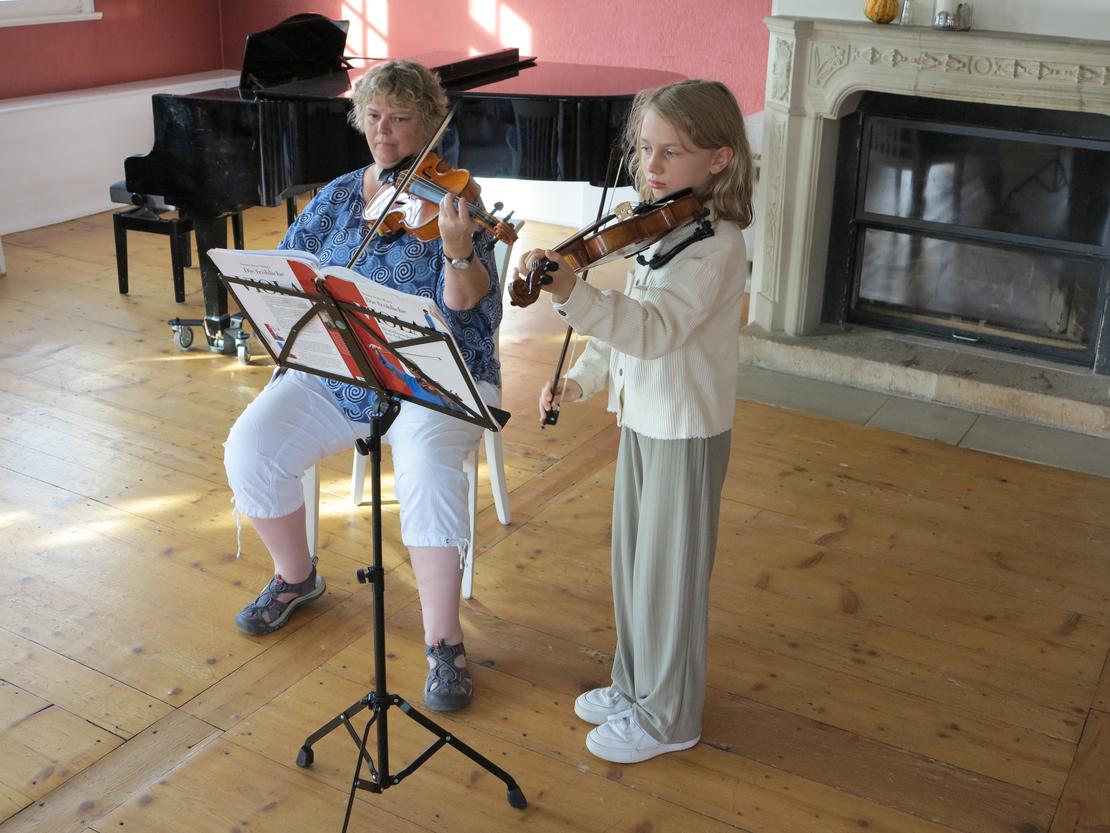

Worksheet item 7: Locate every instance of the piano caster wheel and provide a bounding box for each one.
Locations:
[172,325,194,351]
[233,329,251,365]
[205,330,237,355]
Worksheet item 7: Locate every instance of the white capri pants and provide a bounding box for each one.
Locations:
[224,369,498,550]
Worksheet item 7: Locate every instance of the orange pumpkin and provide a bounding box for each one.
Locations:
[864,0,900,23]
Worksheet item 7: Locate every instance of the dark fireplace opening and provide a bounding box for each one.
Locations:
[823,93,1110,373]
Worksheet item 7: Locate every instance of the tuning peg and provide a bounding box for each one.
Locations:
[491,201,504,214]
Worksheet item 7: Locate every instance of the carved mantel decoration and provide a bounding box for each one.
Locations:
[751,17,1110,337]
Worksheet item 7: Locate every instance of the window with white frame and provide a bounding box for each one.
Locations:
[0,0,100,27]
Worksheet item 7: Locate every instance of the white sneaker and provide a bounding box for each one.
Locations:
[585,710,699,764]
[574,686,631,724]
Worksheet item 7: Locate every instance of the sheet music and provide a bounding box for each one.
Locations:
[207,249,358,379]
[209,249,497,430]
[321,265,494,426]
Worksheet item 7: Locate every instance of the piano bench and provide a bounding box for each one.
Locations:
[109,181,244,304]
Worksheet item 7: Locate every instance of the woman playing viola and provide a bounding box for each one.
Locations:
[223,60,501,712]
[517,80,755,763]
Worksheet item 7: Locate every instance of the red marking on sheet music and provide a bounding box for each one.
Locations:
[284,259,366,381]
[322,275,440,403]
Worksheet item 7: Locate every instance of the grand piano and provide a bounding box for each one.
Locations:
[123,13,685,352]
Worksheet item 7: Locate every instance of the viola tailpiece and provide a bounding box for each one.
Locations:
[634,206,714,270]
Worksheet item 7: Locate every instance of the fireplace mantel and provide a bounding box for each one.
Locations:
[750,16,1110,337]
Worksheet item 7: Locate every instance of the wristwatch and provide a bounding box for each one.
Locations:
[446,250,474,270]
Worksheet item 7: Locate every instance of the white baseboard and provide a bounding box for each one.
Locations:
[0,70,239,236]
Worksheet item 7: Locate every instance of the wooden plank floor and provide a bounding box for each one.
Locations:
[1,203,1108,833]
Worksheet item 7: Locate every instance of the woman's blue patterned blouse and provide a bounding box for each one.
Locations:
[279,168,502,422]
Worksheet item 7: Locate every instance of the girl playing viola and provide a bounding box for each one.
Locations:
[517,80,754,763]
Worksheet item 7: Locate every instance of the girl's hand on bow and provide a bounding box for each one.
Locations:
[538,377,582,424]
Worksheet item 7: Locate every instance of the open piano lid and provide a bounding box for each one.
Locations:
[255,44,537,101]
[239,13,351,91]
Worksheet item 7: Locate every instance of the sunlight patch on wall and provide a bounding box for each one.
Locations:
[343,0,388,60]
[468,0,532,55]
[468,0,497,34]
[497,3,531,54]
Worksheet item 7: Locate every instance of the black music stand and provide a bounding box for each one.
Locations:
[219,269,525,831]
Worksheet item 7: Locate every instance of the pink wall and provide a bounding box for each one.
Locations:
[219,0,772,115]
[0,0,222,100]
[2,0,772,114]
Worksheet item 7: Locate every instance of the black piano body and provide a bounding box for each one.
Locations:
[131,86,366,218]
[451,61,682,184]
[123,16,684,350]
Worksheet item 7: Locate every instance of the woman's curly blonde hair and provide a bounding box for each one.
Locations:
[348,60,448,139]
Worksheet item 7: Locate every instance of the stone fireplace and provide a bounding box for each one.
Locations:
[824,92,1110,370]
[745,17,1110,434]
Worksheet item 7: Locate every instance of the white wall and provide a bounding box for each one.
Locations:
[0,71,238,236]
[771,0,1110,40]
[473,177,639,231]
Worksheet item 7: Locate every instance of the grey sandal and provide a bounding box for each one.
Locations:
[235,558,326,636]
[423,640,473,711]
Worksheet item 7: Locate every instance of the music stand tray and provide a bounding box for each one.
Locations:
[212,249,524,830]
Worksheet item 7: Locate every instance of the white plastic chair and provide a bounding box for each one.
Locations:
[303,220,522,599]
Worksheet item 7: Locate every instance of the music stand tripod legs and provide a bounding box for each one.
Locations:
[294,400,527,831]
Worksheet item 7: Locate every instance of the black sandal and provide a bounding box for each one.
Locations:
[424,640,473,711]
[235,558,326,636]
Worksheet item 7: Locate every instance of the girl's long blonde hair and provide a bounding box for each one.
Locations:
[622,80,754,228]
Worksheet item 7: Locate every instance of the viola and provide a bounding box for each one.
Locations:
[507,190,702,308]
[367,152,518,245]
